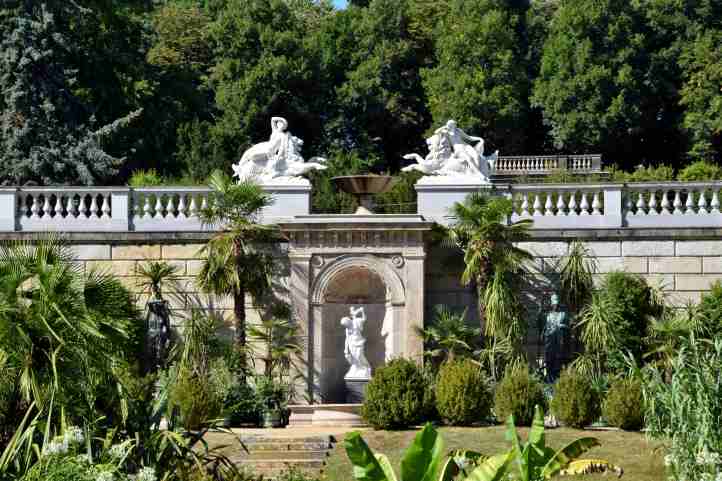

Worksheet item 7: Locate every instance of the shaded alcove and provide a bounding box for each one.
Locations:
[320,266,390,403]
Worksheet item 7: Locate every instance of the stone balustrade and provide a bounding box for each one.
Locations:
[493,154,602,175]
[3,181,722,232]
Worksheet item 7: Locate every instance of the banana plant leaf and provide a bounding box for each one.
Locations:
[400,423,445,481]
[465,452,514,481]
[345,431,393,481]
[541,437,602,478]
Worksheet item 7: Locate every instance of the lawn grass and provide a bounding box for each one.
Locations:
[322,425,666,481]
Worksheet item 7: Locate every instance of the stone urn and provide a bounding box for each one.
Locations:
[332,175,397,214]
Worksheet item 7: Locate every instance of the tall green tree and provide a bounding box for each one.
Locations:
[0,1,140,185]
[422,0,529,154]
[196,171,277,378]
[531,0,688,167]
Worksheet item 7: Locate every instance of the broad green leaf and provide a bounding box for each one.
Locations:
[541,437,601,477]
[465,452,513,481]
[344,431,390,481]
[528,405,546,448]
[400,423,444,481]
[437,457,459,481]
[376,453,398,481]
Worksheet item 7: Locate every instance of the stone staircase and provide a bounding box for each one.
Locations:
[231,435,336,479]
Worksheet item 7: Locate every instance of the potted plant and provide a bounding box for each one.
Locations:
[256,375,286,428]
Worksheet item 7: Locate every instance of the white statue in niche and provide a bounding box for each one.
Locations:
[401,119,498,182]
[340,306,371,380]
[232,116,327,183]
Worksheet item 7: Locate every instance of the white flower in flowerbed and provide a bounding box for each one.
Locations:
[64,425,85,445]
[42,438,69,456]
[696,446,722,466]
[134,466,157,481]
[96,471,115,481]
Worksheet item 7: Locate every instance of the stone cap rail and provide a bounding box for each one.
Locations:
[2,181,722,232]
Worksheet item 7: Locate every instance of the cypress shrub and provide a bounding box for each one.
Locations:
[493,365,545,426]
[362,358,426,429]
[603,377,644,430]
[551,367,600,428]
[436,359,491,425]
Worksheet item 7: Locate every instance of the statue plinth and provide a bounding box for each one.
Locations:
[344,378,369,403]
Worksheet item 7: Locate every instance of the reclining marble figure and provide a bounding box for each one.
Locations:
[232,116,327,183]
[402,119,498,182]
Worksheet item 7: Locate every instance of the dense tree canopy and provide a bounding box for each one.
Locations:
[0,0,719,186]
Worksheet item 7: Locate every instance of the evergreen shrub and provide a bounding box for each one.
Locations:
[551,367,599,428]
[436,359,491,425]
[362,358,426,429]
[493,364,545,426]
[603,377,644,430]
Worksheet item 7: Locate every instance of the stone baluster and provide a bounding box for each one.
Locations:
[177,194,187,218]
[673,191,683,215]
[189,195,198,217]
[30,195,40,219]
[710,187,720,214]
[89,194,99,218]
[544,194,554,216]
[520,194,530,217]
[568,191,578,216]
[660,190,671,215]
[579,192,590,215]
[101,194,111,219]
[634,191,645,216]
[648,192,658,215]
[154,195,163,218]
[42,195,51,218]
[592,192,602,215]
[533,193,543,216]
[698,189,709,214]
[684,190,696,215]
[556,193,566,216]
[143,196,153,219]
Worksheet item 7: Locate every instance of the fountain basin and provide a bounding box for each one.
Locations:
[332,175,397,214]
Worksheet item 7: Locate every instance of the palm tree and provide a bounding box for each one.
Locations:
[0,236,137,418]
[416,305,480,365]
[448,192,533,336]
[196,170,278,378]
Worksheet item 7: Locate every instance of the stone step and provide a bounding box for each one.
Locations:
[234,459,326,471]
[239,435,333,444]
[241,450,329,461]
[240,441,332,451]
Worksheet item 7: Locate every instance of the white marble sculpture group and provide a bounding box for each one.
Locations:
[233,116,496,185]
[232,116,327,183]
[340,306,371,380]
[402,119,497,183]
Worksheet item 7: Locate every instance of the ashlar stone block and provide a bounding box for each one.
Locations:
[112,245,161,260]
[676,240,722,256]
[516,241,568,258]
[649,257,702,274]
[703,257,722,273]
[585,241,621,257]
[162,244,206,260]
[621,241,674,257]
[675,275,722,291]
[71,244,111,260]
[86,260,136,276]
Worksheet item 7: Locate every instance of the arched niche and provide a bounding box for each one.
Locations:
[309,255,406,402]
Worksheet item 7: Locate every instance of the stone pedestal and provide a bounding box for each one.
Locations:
[414,177,498,225]
[260,179,312,223]
[345,379,369,403]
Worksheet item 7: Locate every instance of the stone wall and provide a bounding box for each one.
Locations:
[425,235,722,325]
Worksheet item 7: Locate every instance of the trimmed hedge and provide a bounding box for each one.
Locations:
[494,365,546,426]
[362,358,426,429]
[551,367,599,428]
[603,377,644,430]
[436,359,491,425]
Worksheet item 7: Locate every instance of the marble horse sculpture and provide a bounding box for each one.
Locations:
[232,116,327,183]
[402,119,498,182]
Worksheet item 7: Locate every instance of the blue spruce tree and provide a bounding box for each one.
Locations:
[0,2,140,185]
